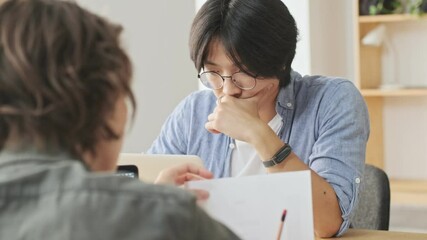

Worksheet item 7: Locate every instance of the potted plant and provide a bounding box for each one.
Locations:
[359,0,402,15]
[359,0,427,15]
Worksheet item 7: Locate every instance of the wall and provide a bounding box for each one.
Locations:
[382,20,427,180]
[78,0,197,152]
[382,19,427,179]
[384,98,427,179]
[283,0,312,76]
[383,20,427,88]
[309,0,355,81]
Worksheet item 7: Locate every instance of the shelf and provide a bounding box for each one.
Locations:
[359,14,427,23]
[391,179,427,193]
[390,179,427,206]
[361,88,427,97]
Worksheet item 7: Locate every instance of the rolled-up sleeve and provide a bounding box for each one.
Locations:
[308,81,369,236]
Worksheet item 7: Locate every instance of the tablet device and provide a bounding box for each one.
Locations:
[117,153,204,182]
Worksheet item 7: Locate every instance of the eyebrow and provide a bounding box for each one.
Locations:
[204,60,238,68]
[204,61,219,66]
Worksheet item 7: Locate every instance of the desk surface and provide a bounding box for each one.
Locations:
[317,229,427,240]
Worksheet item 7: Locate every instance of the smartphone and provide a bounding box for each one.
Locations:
[116,165,139,179]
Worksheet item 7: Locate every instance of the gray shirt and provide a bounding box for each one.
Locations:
[0,151,240,240]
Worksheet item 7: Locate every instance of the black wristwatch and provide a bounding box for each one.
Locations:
[262,144,292,168]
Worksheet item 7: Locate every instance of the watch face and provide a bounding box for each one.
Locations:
[116,165,138,179]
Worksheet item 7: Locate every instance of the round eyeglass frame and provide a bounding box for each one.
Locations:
[198,71,257,90]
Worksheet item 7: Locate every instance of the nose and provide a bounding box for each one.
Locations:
[222,76,242,97]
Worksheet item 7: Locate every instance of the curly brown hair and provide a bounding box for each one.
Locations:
[0,0,135,158]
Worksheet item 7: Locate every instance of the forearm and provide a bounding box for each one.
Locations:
[275,155,342,237]
[249,125,343,237]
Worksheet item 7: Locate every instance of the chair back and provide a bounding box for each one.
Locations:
[350,164,390,230]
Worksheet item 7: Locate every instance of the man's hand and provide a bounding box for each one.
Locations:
[205,84,273,142]
[154,163,214,200]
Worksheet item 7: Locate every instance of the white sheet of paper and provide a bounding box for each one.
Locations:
[186,170,314,240]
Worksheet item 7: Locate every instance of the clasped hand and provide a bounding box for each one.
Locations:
[205,84,273,143]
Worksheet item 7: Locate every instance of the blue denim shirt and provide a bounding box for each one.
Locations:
[148,71,370,236]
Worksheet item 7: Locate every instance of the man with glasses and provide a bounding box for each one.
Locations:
[148,0,370,237]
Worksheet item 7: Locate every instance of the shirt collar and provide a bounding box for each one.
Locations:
[0,148,75,167]
[277,70,301,110]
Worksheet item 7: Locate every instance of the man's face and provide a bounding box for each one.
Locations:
[203,39,280,107]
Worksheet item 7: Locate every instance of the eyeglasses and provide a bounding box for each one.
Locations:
[198,71,257,90]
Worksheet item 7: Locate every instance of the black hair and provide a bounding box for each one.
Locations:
[190,0,298,88]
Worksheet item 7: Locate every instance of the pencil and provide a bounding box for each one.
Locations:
[276,209,287,240]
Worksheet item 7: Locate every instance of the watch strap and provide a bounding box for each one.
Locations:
[262,144,292,168]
